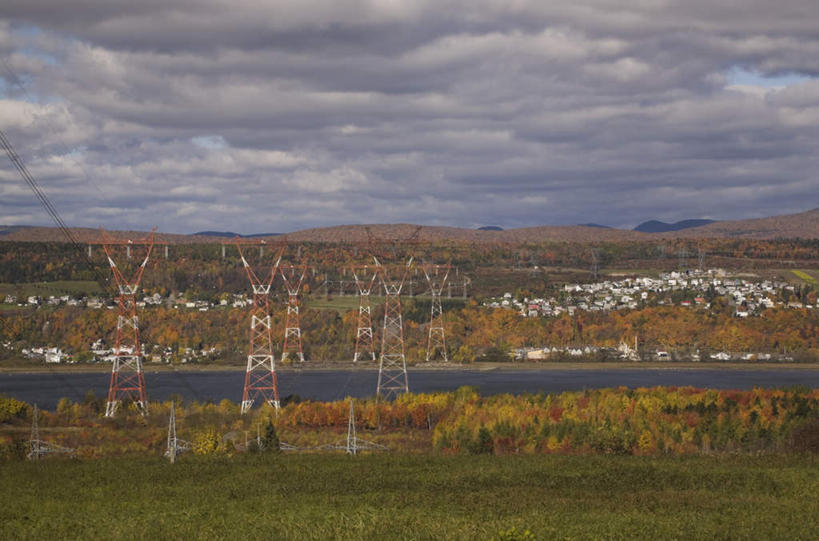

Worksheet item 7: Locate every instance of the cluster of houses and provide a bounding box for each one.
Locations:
[484,269,811,319]
[20,346,73,364]
[2,292,252,311]
[89,339,221,364]
[514,342,787,362]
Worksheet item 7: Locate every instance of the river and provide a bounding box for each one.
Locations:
[2,367,819,409]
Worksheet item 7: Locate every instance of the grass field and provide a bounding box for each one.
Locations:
[792,270,819,287]
[0,280,102,299]
[2,454,818,539]
[307,295,384,311]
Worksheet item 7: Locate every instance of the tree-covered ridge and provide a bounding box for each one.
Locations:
[3,303,819,364]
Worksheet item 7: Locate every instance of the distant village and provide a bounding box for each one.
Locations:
[483,268,812,319]
[2,292,252,311]
[2,267,813,364]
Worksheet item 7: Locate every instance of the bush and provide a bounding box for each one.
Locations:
[468,426,494,455]
[788,418,819,453]
[261,419,280,453]
[0,395,28,423]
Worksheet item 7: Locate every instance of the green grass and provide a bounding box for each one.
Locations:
[2,454,818,539]
[307,296,384,311]
[792,270,819,287]
[0,280,102,299]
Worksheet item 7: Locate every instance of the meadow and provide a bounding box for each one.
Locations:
[2,453,818,539]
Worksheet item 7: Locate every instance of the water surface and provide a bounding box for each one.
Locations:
[2,368,818,410]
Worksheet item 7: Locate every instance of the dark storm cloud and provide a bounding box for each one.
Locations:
[1,1,818,232]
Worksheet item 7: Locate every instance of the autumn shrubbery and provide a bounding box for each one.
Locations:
[3,386,819,459]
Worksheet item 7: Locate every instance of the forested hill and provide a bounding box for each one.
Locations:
[2,208,818,244]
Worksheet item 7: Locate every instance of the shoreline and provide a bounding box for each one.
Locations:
[3,361,819,374]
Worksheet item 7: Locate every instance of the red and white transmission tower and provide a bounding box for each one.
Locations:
[351,264,378,363]
[279,262,308,363]
[375,256,413,399]
[234,238,286,413]
[422,263,451,362]
[95,228,158,417]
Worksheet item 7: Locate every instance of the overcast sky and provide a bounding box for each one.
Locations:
[1,1,818,233]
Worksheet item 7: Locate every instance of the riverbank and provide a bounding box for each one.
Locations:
[3,360,819,374]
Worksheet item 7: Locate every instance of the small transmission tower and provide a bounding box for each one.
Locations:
[234,237,286,413]
[28,404,75,460]
[351,264,378,362]
[334,399,386,454]
[94,228,158,417]
[165,401,191,463]
[346,399,358,455]
[422,263,451,362]
[678,247,689,270]
[167,401,178,463]
[590,248,599,281]
[279,262,308,363]
[697,248,706,272]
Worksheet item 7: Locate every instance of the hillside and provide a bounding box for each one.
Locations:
[671,208,819,239]
[634,219,716,233]
[1,208,817,244]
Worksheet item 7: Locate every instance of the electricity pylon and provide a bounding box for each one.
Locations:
[234,237,286,413]
[165,401,191,463]
[422,263,451,362]
[28,404,75,460]
[94,228,158,417]
[280,262,308,363]
[346,399,358,455]
[375,256,412,399]
[167,401,178,463]
[351,264,378,362]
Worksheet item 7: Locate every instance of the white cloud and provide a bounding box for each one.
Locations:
[0,1,818,231]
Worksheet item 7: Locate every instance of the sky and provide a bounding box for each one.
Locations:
[0,1,818,234]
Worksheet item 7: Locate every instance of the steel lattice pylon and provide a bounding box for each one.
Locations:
[280,263,307,363]
[422,263,451,362]
[28,404,75,459]
[235,238,286,413]
[351,264,378,362]
[96,228,157,417]
[376,257,412,399]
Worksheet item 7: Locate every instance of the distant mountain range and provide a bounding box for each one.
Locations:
[477,226,503,231]
[578,223,612,229]
[193,231,281,238]
[633,219,717,233]
[2,208,817,243]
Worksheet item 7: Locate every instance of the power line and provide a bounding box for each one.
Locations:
[0,129,113,295]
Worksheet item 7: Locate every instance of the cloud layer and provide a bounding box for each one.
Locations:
[1,1,818,232]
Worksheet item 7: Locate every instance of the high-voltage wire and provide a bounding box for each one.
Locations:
[0,129,114,296]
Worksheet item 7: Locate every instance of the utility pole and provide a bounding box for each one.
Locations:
[93,228,159,417]
[422,263,451,362]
